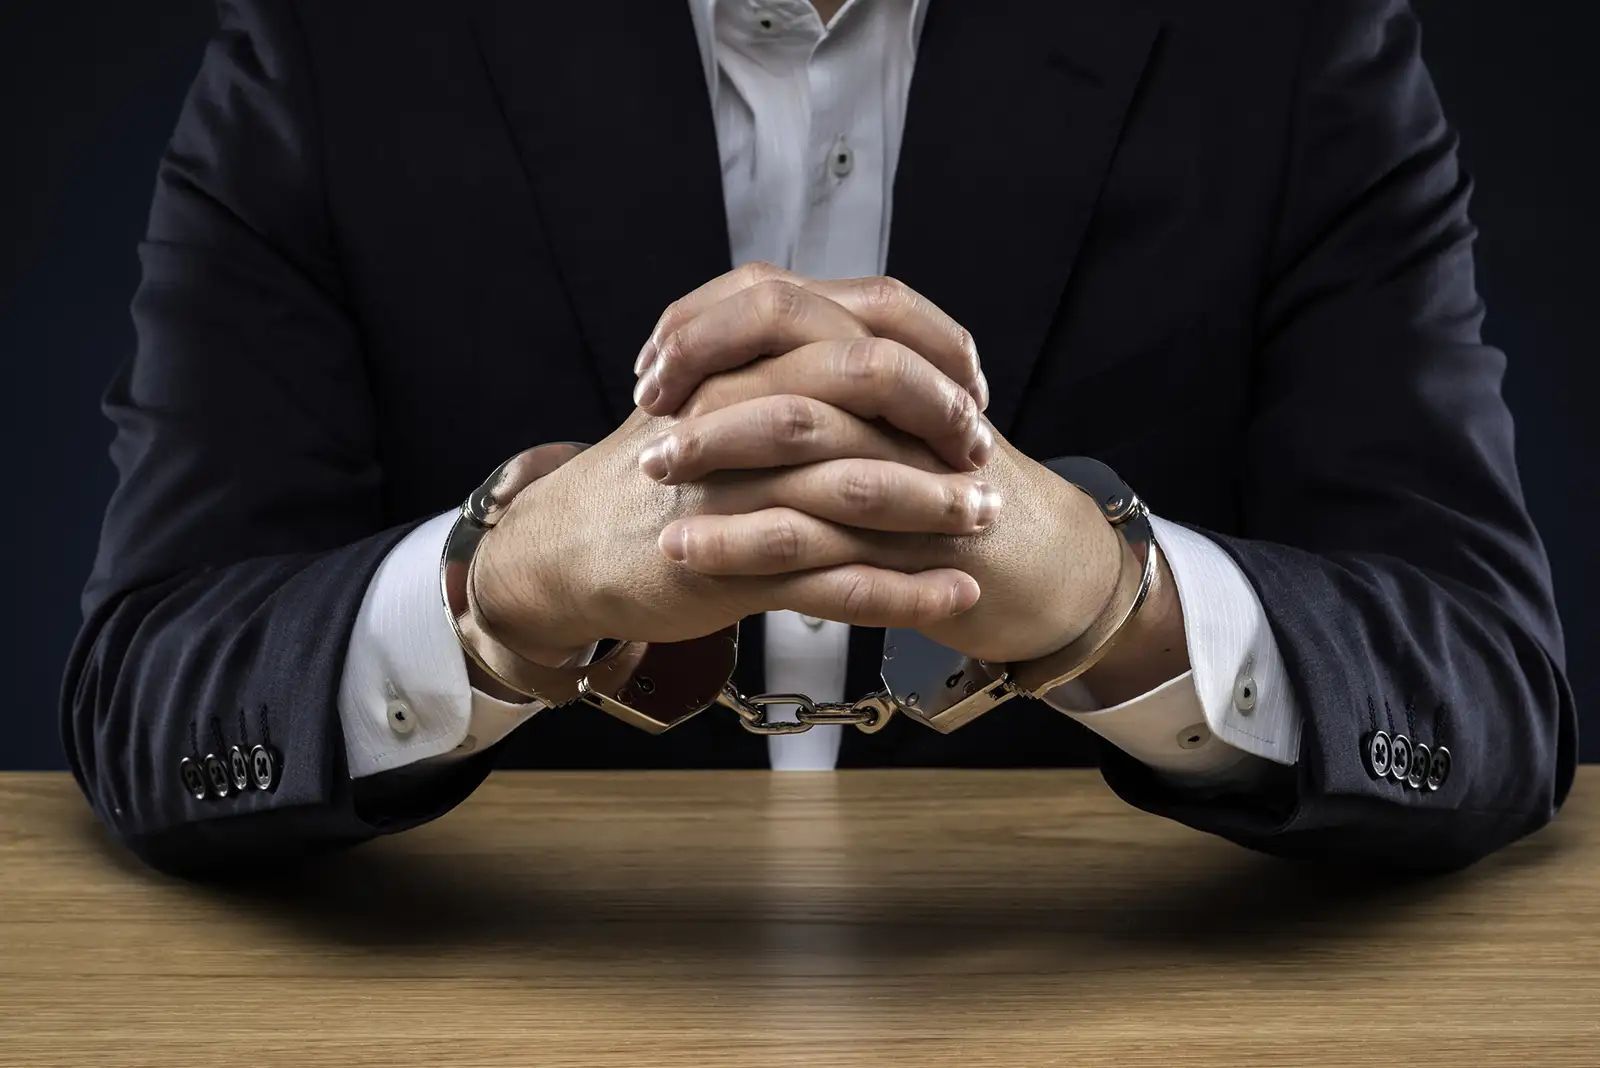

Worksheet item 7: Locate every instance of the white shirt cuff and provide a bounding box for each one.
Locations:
[1044,514,1302,784]
[336,510,543,779]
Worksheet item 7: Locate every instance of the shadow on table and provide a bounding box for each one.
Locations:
[83,790,1579,1006]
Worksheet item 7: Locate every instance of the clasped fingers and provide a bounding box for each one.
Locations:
[639,394,951,485]
[636,263,988,415]
[698,459,1002,535]
[652,336,993,472]
[635,277,867,414]
[660,506,964,586]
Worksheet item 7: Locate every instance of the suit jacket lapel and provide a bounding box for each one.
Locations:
[469,1,732,422]
[888,0,1161,432]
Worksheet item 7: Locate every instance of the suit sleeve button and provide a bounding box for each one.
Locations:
[249,745,280,792]
[228,745,251,792]
[1366,730,1392,778]
[1407,742,1430,789]
[1389,733,1413,782]
[202,753,231,798]
[1425,745,1451,791]
[178,756,209,801]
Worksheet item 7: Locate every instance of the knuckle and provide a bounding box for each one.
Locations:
[768,395,819,446]
[740,260,781,287]
[841,337,896,386]
[757,279,806,325]
[943,381,978,434]
[838,463,886,513]
[860,275,907,314]
[840,572,879,622]
[943,480,975,525]
[762,515,804,565]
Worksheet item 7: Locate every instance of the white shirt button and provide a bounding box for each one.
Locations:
[800,614,826,630]
[1176,722,1209,750]
[386,697,416,736]
[829,139,853,178]
[1233,673,1258,713]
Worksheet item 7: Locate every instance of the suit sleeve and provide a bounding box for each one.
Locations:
[61,0,490,876]
[1095,0,1576,870]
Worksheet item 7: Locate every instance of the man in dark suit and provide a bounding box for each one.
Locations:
[65,0,1574,875]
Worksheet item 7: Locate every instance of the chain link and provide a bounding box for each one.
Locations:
[715,686,896,735]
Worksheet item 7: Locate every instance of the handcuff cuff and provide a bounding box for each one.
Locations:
[442,443,1156,736]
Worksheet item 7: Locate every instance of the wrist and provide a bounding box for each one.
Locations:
[1010,459,1186,700]
[1013,471,1126,661]
[1078,541,1190,705]
[472,478,596,668]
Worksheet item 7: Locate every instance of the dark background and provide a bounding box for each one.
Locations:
[1,2,1593,768]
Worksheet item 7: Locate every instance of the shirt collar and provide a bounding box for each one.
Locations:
[687,0,929,105]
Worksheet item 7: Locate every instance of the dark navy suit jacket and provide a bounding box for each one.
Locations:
[64,0,1575,875]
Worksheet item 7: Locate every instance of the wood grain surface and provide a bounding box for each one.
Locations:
[1,769,1595,1066]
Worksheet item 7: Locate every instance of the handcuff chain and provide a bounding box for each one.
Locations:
[715,685,896,735]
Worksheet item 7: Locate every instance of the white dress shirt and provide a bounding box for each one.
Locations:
[336,0,1302,786]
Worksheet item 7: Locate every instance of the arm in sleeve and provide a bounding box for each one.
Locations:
[338,510,544,778]
[1046,516,1301,791]
[61,0,492,876]
[1095,0,1575,871]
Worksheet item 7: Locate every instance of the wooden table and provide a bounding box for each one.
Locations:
[1,770,1595,1066]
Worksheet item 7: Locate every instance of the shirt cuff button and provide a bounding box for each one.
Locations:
[387,697,417,736]
[1232,673,1257,713]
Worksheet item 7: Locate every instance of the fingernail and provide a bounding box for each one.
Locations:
[659,525,689,563]
[972,483,1002,529]
[967,423,994,468]
[950,577,981,616]
[633,368,660,409]
[634,340,658,376]
[638,435,675,482]
[974,370,990,411]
